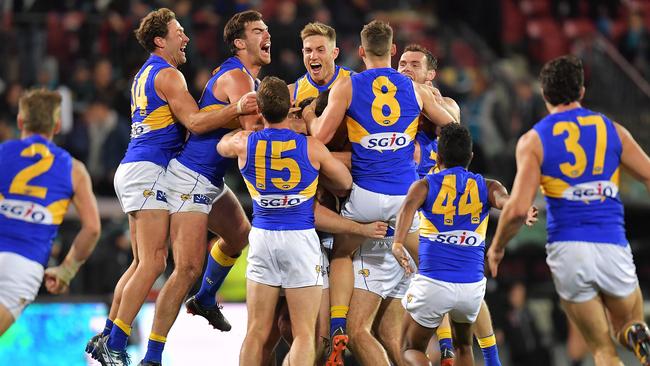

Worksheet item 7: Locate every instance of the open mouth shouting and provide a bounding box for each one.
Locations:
[261,41,271,57]
[180,44,187,57]
[309,61,323,75]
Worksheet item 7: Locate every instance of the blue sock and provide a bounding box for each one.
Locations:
[478,335,501,366]
[107,319,130,351]
[194,242,237,307]
[439,337,453,350]
[143,333,166,364]
[102,319,114,337]
[330,305,349,337]
[437,326,453,350]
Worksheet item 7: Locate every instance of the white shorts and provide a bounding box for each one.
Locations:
[341,183,419,232]
[402,274,486,329]
[165,159,228,214]
[114,161,169,213]
[546,241,638,302]
[353,238,413,299]
[247,227,324,289]
[0,252,44,319]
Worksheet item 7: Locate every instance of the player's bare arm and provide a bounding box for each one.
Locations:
[331,151,351,170]
[214,69,261,131]
[487,179,538,225]
[303,77,351,144]
[314,202,388,239]
[487,130,543,277]
[616,122,650,193]
[309,136,352,191]
[415,82,457,126]
[44,159,100,294]
[392,178,428,275]
[155,68,257,134]
[216,129,252,159]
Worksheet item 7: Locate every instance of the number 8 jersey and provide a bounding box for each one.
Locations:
[241,129,319,231]
[534,107,625,245]
[419,167,490,283]
[0,136,73,266]
[346,68,421,195]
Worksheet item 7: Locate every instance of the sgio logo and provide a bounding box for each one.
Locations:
[360,132,411,151]
[562,180,618,202]
[131,122,152,138]
[0,199,53,224]
[427,230,484,247]
[254,194,307,208]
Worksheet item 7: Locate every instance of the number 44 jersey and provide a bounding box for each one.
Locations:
[0,135,73,266]
[533,107,625,245]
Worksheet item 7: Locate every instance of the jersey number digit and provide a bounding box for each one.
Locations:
[254,140,301,191]
[131,65,153,116]
[554,116,607,178]
[371,76,401,126]
[9,143,54,199]
[432,176,482,225]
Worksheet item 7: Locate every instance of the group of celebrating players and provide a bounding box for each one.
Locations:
[2,5,650,366]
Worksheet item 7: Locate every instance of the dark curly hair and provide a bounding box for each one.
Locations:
[438,123,473,169]
[539,55,584,106]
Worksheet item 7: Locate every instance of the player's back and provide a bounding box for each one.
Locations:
[292,65,353,106]
[241,128,319,231]
[177,57,256,186]
[415,130,438,179]
[418,167,490,283]
[533,107,625,245]
[123,54,185,168]
[346,68,421,195]
[0,135,74,266]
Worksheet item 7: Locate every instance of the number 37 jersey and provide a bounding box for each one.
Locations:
[533,107,625,245]
[418,167,490,283]
[241,129,319,231]
[0,135,74,266]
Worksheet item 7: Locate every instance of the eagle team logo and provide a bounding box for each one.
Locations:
[180,194,191,201]
[406,294,414,303]
[143,189,155,198]
[358,269,370,277]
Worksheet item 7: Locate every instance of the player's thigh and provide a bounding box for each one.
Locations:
[246,279,281,333]
[170,211,208,269]
[602,285,644,333]
[450,320,473,347]
[348,288,383,334]
[0,253,43,326]
[374,297,405,343]
[285,286,322,336]
[132,209,169,260]
[561,297,617,352]
[0,303,14,336]
[207,188,250,252]
[474,300,495,337]
[402,312,435,352]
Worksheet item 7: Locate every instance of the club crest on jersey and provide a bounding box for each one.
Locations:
[0,199,53,224]
[358,268,370,277]
[180,194,191,201]
[406,294,414,303]
[130,122,152,138]
[562,180,618,202]
[425,230,484,247]
[253,194,307,208]
[360,132,411,151]
[143,189,155,198]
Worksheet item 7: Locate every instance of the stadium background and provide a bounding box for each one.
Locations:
[0,0,650,364]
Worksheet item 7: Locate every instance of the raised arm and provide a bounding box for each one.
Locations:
[616,122,650,193]
[309,136,352,191]
[156,68,258,135]
[487,130,542,277]
[217,129,251,161]
[392,179,429,274]
[303,77,351,143]
[415,82,457,127]
[44,160,101,294]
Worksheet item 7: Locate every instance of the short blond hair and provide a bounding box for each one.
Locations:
[18,89,62,134]
[300,22,336,44]
[361,20,392,57]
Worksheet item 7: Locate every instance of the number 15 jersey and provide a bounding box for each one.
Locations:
[533,107,625,245]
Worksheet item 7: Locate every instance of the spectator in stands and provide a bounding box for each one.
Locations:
[619,10,650,77]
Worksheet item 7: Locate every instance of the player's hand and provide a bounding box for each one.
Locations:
[359,221,388,239]
[487,246,505,278]
[236,91,258,115]
[44,266,70,295]
[525,205,539,226]
[392,242,414,276]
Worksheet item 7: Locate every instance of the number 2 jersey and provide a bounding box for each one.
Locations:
[418,167,490,283]
[533,107,625,245]
[346,68,421,195]
[122,54,185,168]
[241,129,318,231]
[0,135,73,266]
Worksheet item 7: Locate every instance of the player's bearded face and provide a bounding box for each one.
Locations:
[398,51,429,84]
[244,20,271,66]
[165,20,189,67]
[302,35,338,85]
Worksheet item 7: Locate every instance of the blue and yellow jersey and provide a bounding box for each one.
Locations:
[176,57,256,187]
[241,129,319,231]
[122,54,185,168]
[533,107,625,245]
[415,130,438,179]
[418,167,490,283]
[0,135,74,266]
[292,65,353,106]
[346,68,421,195]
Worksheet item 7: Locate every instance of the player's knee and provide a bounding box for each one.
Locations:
[175,260,203,283]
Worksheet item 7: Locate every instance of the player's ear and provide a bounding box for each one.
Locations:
[332,47,340,60]
[358,46,365,59]
[427,69,436,81]
[153,36,165,49]
[234,38,246,51]
[17,115,24,131]
[579,86,585,101]
[53,118,62,135]
[390,44,396,56]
